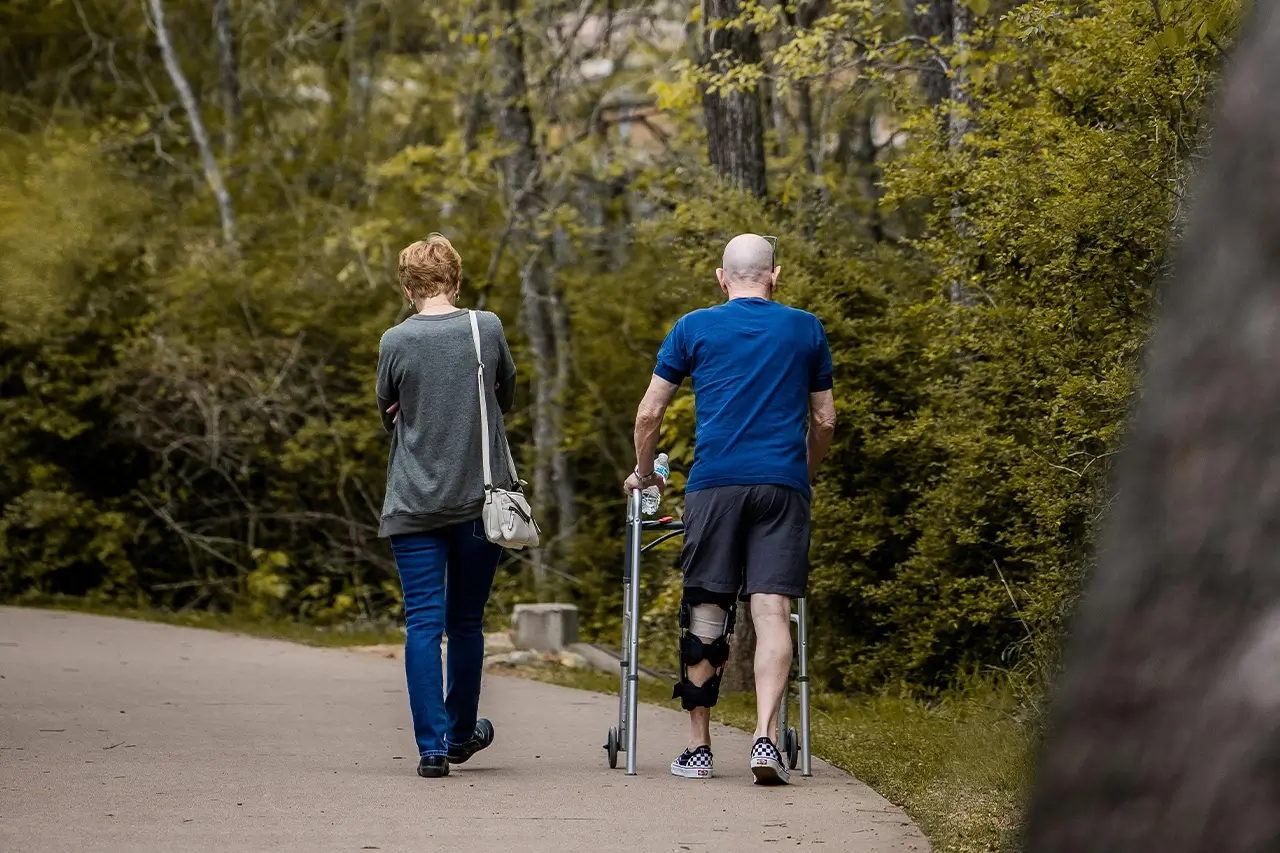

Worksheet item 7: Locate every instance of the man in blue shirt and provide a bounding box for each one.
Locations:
[623,234,837,785]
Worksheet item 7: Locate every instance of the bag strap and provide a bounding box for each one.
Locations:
[468,311,494,492]
[468,311,520,489]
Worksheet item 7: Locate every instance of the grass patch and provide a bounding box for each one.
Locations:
[12,596,405,647]
[524,665,1033,853]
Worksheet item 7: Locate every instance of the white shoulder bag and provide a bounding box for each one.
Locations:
[469,311,540,550]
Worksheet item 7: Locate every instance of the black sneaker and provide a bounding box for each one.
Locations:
[670,744,714,779]
[417,756,449,778]
[447,718,495,765]
[749,737,790,785]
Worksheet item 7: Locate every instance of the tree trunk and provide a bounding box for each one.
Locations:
[947,0,975,306]
[854,107,885,243]
[902,0,972,302]
[797,84,822,183]
[343,0,362,127]
[1024,5,1280,850]
[904,0,952,108]
[785,0,827,236]
[459,5,487,156]
[768,79,788,157]
[698,0,767,198]
[211,0,241,158]
[721,603,756,694]
[793,81,827,240]
[493,0,558,592]
[148,0,236,249]
[519,248,555,592]
[550,289,576,548]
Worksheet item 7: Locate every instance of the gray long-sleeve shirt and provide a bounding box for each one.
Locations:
[376,310,518,537]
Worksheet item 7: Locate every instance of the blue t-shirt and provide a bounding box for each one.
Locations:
[654,297,834,497]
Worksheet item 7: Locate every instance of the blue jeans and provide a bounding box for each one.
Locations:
[390,519,501,758]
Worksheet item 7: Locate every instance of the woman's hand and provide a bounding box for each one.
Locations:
[387,402,400,424]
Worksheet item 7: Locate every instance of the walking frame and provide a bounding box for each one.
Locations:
[603,489,812,777]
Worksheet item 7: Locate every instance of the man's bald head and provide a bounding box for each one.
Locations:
[719,234,777,293]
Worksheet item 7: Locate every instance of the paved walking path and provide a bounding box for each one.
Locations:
[0,607,929,852]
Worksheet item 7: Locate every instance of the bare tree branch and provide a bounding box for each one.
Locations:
[144,0,237,249]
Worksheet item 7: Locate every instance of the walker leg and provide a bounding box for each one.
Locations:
[797,597,812,777]
[617,566,630,748]
[624,489,643,776]
[777,677,789,746]
[609,504,633,769]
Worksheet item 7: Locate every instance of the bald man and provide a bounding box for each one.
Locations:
[623,234,837,784]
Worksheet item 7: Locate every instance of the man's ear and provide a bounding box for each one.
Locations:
[716,268,729,294]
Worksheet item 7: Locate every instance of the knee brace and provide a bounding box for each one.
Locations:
[672,599,736,710]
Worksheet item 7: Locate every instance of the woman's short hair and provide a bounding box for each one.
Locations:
[398,235,461,300]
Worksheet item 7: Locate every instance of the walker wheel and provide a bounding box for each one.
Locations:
[605,726,619,769]
[784,727,799,770]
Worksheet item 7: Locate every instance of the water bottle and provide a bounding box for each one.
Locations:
[641,453,670,516]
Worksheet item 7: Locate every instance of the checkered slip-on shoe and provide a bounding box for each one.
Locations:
[749,736,790,785]
[670,745,714,779]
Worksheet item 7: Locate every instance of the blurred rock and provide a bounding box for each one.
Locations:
[485,650,539,669]
[557,651,589,669]
[484,631,515,655]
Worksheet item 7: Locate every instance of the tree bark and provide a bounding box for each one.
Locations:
[785,0,827,236]
[768,79,788,158]
[904,0,952,108]
[793,81,827,240]
[1024,5,1280,850]
[147,0,236,249]
[947,0,975,306]
[212,0,241,157]
[797,84,822,183]
[947,0,973,146]
[854,107,885,243]
[343,0,362,127]
[549,289,576,547]
[493,0,559,591]
[698,0,767,198]
[721,603,756,694]
[459,8,487,154]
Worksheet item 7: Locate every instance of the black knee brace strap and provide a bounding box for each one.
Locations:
[680,633,731,668]
[673,672,723,710]
[672,597,737,710]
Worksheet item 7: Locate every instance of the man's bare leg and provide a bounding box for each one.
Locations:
[750,594,793,741]
[686,660,714,749]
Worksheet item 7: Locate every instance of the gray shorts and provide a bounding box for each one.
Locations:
[680,484,811,602]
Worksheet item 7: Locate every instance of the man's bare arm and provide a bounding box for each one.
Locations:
[634,375,681,474]
[806,389,837,482]
[621,375,681,496]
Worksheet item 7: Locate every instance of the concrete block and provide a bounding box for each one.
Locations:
[512,603,579,652]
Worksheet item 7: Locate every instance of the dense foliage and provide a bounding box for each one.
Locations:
[0,0,1236,692]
